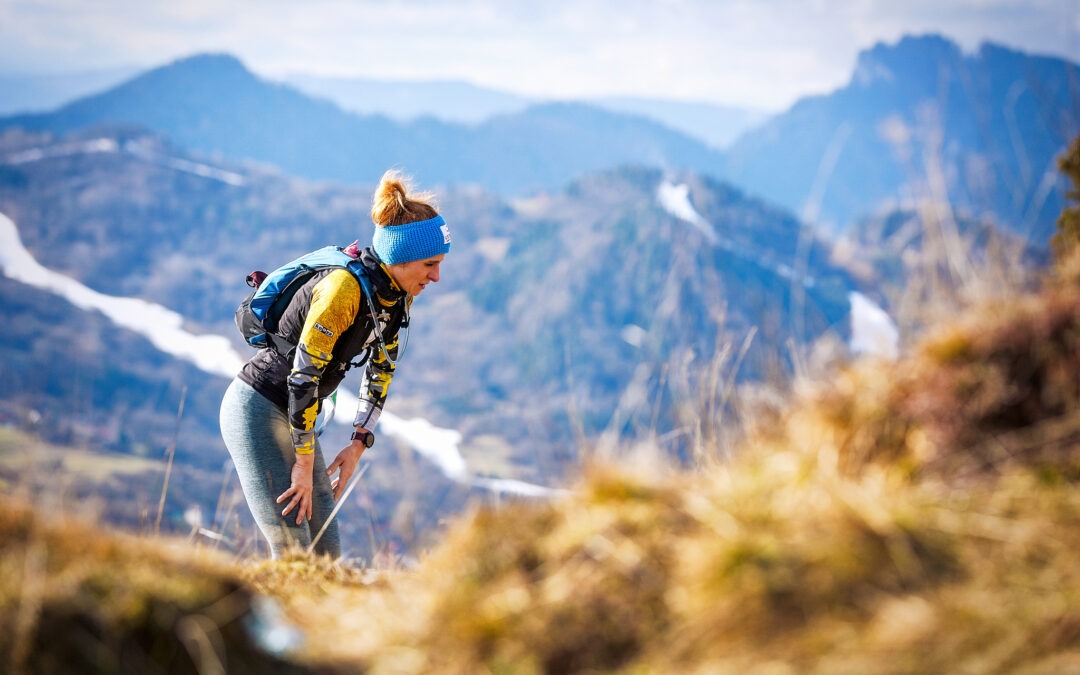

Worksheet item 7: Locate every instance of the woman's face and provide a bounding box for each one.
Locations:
[388,254,445,296]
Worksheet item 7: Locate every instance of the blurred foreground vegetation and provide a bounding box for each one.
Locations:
[4,139,1080,674]
[4,275,1080,673]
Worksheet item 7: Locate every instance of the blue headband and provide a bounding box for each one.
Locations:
[372,215,452,264]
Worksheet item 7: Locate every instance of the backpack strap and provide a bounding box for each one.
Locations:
[350,262,403,368]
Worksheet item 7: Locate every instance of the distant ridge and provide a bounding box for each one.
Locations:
[0,53,729,195]
[0,53,393,181]
[722,33,1080,242]
[2,35,1076,243]
[283,72,768,148]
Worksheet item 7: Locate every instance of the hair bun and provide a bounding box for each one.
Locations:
[372,170,438,227]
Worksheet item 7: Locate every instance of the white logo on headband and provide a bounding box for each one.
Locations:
[441,224,452,244]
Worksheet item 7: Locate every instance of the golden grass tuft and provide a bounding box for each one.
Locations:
[0,497,318,674]
[274,451,1078,673]
[750,279,1080,484]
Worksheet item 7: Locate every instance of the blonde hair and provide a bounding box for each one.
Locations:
[371,169,439,228]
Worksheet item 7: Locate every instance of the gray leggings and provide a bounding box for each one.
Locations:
[219,378,340,558]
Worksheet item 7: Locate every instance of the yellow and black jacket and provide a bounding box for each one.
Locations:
[238,247,409,454]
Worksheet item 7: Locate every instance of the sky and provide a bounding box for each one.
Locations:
[1,0,1078,112]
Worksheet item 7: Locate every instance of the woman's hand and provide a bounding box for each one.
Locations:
[277,452,315,524]
[327,440,368,500]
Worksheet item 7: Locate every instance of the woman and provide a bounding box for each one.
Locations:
[220,170,451,558]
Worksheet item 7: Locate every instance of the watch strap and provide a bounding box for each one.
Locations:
[351,429,375,447]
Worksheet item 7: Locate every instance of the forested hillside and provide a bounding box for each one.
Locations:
[0,127,859,558]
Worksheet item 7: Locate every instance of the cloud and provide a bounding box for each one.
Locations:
[0,0,1076,110]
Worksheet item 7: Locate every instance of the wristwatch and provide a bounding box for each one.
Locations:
[351,429,375,448]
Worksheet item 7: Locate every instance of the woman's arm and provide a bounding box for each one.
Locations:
[352,318,399,432]
[286,269,361,453]
[280,269,360,521]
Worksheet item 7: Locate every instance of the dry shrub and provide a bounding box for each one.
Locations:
[335,454,1080,675]
[241,550,378,600]
[656,466,958,671]
[755,279,1080,483]
[343,459,962,675]
[400,463,683,674]
[7,349,1080,675]
[0,498,306,674]
[901,283,1080,477]
[780,359,922,477]
[776,473,1080,675]
[236,551,404,671]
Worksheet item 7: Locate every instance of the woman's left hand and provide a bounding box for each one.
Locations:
[327,441,367,500]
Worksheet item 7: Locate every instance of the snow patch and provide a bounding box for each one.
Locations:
[620,324,647,348]
[374,408,468,480]
[657,180,718,243]
[124,140,245,186]
[657,180,820,290]
[0,212,244,376]
[473,476,570,498]
[3,138,119,165]
[849,292,899,360]
[2,137,244,186]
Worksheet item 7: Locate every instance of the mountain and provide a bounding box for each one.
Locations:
[426,164,857,465]
[7,38,1074,245]
[0,128,860,549]
[0,54,400,184]
[283,72,768,148]
[723,34,1080,243]
[0,54,729,197]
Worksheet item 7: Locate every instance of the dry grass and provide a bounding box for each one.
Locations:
[277,260,1080,674]
[5,246,1080,674]
[0,499,310,674]
[766,278,1080,484]
[231,455,1080,674]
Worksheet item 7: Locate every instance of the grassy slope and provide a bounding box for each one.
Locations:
[5,264,1080,673]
